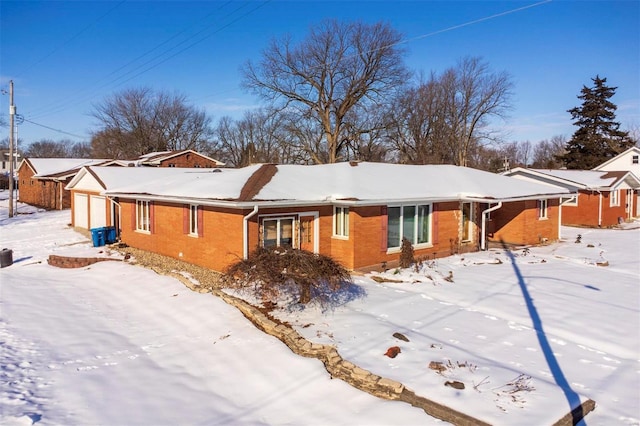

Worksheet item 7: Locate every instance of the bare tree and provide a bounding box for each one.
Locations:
[386,75,451,164]
[25,139,70,158]
[531,135,566,168]
[440,57,513,166]
[90,87,214,159]
[213,109,297,167]
[242,19,410,163]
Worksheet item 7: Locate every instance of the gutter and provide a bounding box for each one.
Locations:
[558,195,578,240]
[243,205,259,259]
[480,202,502,250]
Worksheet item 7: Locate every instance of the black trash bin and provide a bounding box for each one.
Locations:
[0,248,13,268]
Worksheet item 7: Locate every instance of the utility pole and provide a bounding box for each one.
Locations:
[8,80,15,218]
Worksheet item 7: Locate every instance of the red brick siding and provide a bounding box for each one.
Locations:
[157,153,220,168]
[562,190,629,227]
[489,199,559,246]
[18,166,70,210]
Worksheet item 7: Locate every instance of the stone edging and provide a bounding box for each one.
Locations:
[47,254,122,269]
[70,251,595,425]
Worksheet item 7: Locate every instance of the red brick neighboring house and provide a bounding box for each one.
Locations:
[67,162,570,272]
[19,151,224,212]
[127,150,224,168]
[505,167,640,227]
[18,158,113,210]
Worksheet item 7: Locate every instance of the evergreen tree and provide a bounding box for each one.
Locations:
[558,76,634,169]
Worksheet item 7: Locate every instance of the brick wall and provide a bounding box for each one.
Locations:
[158,152,220,168]
[562,190,630,227]
[119,198,553,273]
[489,199,559,246]
[18,165,70,210]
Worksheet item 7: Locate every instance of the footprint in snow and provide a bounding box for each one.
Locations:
[502,341,514,346]
[476,335,487,340]
[485,315,498,320]
[550,337,567,345]
[420,294,433,300]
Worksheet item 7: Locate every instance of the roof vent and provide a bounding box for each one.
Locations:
[212,168,222,173]
[349,161,359,167]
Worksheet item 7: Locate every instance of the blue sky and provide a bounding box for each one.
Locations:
[1,0,638,148]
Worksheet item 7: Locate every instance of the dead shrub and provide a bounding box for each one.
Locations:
[224,246,360,309]
[399,237,415,268]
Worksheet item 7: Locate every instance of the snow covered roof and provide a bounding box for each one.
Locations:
[22,158,112,179]
[95,162,570,206]
[127,150,225,167]
[506,167,640,190]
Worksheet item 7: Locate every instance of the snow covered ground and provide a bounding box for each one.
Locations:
[1,191,639,425]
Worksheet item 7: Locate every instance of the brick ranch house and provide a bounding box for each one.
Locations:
[18,151,223,211]
[67,162,570,272]
[504,167,640,227]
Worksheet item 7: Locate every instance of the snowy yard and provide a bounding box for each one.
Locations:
[1,192,639,425]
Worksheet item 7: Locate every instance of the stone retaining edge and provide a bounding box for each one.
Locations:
[134,260,597,425]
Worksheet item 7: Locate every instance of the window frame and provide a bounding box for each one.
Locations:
[461,202,473,242]
[610,189,620,207]
[189,204,199,236]
[386,203,432,252]
[333,206,349,239]
[136,199,151,233]
[538,199,548,220]
[261,216,296,249]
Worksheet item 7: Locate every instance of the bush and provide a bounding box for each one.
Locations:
[224,247,358,309]
[399,237,415,268]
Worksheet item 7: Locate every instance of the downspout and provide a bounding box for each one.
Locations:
[481,202,502,250]
[243,205,259,259]
[59,180,63,210]
[596,190,602,227]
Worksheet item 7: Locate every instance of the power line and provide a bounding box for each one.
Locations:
[29,1,269,120]
[15,1,127,78]
[21,118,87,139]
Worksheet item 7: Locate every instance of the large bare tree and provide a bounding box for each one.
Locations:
[242,19,410,164]
[90,87,213,159]
[440,57,513,166]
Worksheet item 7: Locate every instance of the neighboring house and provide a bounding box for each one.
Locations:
[18,158,114,210]
[67,162,570,272]
[19,151,224,211]
[593,146,640,213]
[126,150,225,168]
[592,146,640,177]
[1,149,21,175]
[505,168,640,227]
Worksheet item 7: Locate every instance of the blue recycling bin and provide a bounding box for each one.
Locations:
[90,227,106,247]
[105,226,117,244]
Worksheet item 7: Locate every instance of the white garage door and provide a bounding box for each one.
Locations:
[74,193,88,229]
[90,195,107,229]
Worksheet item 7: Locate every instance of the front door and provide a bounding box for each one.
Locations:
[299,215,315,252]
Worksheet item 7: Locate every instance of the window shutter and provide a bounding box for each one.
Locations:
[432,204,439,244]
[197,206,204,237]
[380,206,388,251]
[149,202,155,234]
[183,205,189,234]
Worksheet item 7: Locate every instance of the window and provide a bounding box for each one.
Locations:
[387,204,431,250]
[538,199,548,219]
[610,189,620,207]
[333,206,349,237]
[262,217,294,248]
[461,202,473,241]
[563,194,578,207]
[136,200,151,232]
[189,204,199,235]
[632,155,638,164]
